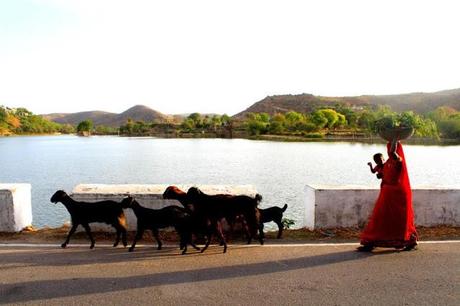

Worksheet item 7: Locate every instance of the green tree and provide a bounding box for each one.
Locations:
[209,115,222,132]
[59,124,75,134]
[319,109,340,129]
[335,105,357,127]
[245,113,269,135]
[357,110,376,130]
[310,110,328,129]
[0,106,7,122]
[77,120,94,134]
[284,111,304,131]
[181,118,195,131]
[269,113,286,134]
[188,113,202,128]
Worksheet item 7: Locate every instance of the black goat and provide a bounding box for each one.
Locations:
[259,204,288,239]
[186,187,263,253]
[50,190,128,249]
[163,185,225,247]
[122,197,200,255]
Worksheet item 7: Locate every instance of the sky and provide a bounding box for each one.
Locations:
[0,0,459,115]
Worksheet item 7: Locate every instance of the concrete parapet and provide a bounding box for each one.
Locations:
[0,184,32,232]
[71,184,257,231]
[306,184,460,229]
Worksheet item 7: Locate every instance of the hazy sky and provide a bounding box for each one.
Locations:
[1,0,459,115]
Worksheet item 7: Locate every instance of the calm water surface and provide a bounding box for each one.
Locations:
[0,135,459,228]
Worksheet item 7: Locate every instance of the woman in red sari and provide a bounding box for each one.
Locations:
[358,139,418,252]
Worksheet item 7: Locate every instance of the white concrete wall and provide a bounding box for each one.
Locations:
[306,184,460,229]
[70,184,257,231]
[0,184,32,232]
[303,185,316,229]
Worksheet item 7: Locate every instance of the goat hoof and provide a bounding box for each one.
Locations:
[128,247,134,252]
[90,245,95,249]
[61,243,67,248]
[113,243,118,247]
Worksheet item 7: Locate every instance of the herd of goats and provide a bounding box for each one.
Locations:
[50,186,288,254]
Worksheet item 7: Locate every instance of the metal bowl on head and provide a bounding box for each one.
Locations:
[378,126,414,142]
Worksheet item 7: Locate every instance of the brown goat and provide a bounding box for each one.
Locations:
[163,186,192,210]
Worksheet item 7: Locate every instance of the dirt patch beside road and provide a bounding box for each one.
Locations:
[0,225,458,245]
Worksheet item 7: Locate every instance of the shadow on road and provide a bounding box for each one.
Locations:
[0,248,371,303]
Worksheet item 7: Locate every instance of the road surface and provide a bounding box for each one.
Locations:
[0,242,459,305]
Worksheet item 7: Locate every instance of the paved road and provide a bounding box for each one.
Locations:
[0,242,459,305]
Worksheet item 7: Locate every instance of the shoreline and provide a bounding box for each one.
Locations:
[2,133,459,145]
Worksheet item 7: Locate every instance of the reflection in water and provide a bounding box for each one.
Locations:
[0,135,459,228]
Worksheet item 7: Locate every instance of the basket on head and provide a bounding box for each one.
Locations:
[378,126,414,141]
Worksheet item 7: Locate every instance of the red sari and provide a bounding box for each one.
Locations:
[360,142,417,248]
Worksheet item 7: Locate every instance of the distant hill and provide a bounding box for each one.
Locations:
[43,105,170,127]
[233,88,460,118]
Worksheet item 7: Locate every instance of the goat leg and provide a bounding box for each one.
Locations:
[121,229,128,247]
[113,224,128,247]
[258,227,264,245]
[61,224,78,248]
[182,231,200,254]
[259,223,265,241]
[152,229,162,250]
[179,234,188,255]
[216,221,227,253]
[275,220,283,239]
[129,228,144,252]
[82,224,95,249]
[113,227,121,247]
[191,241,200,251]
[201,233,212,253]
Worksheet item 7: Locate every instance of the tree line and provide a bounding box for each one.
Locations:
[242,105,448,139]
[1,104,459,140]
[0,106,74,135]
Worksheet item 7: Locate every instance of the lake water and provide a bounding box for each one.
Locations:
[0,135,459,229]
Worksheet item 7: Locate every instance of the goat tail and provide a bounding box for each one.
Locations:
[255,193,263,203]
[282,203,288,212]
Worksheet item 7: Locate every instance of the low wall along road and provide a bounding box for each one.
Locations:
[0,184,32,232]
[306,184,460,228]
[71,184,257,231]
[0,183,458,232]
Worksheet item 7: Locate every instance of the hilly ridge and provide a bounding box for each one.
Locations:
[42,88,460,126]
[233,88,460,118]
[43,105,170,127]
